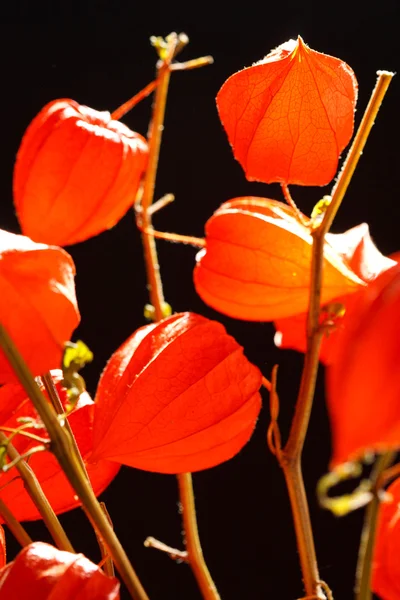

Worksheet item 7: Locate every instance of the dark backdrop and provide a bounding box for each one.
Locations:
[0,2,398,599]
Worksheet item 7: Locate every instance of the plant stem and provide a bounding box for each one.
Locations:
[42,372,89,479]
[0,431,74,552]
[42,372,115,577]
[0,498,32,547]
[324,70,394,234]
[178,473,221,600]
[355,452,396,600]
[139,37,177,320]
[277,70,393,600]
[137,34,219,600]
[0,324,149,600]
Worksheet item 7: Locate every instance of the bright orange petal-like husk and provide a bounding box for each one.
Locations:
[274,223,396,363]
[0,372,120,521]
[0,527,5,569]
[91,313,262,473]
[217,37,357,186]
[14,99,148,246]
[194,198,363,321]
[327,263,400,467]
[0,542,120,599]
[372,477,400,600]
[0,230,80,383]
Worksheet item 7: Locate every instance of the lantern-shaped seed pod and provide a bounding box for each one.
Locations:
[13,99,148,246]
[0,371,120,521]
[0,542,120,599]
[0,229,80,383]
[91,312,262,474]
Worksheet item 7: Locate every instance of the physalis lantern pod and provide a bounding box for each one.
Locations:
[91,312,262,473]
[217,37,358,186]
[13,99,148,246]
[373,477,400,600]
[0,526,4,569]
[0,230,80,383]
[194,198,363,321]
[0,371,120,521]
[326,263,400,468]
[274,223,396,363]
[0,542,120,599]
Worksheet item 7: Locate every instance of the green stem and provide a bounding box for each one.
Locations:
[137,33,219,600]
[355,452,396,600]
[278,70,393,600]
[0,431,74,552]
[177,473,221,600]
[324,70,394,234]
[0,498,33,547]
[42,372,115,577]
[0,324,149,600]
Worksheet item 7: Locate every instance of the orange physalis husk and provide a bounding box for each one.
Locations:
[372,477,400,600]
[0,527,5,569]
[13,99,149,246]
[0,371,120,521]
[326,263,400,468]
[0,229,80,384]
[194,198,363,322]
[0,542,120,599]
[216,36,357,186]
[274,223,396,363]
[91,312,262,474]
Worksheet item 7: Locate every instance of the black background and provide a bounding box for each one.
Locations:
[0,1,399,599]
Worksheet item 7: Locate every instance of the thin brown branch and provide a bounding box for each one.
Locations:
[136,33,220,600]
[144,536,188,562]
[0,324,149,600]
[42,372,115,576]
[0,498,33,547]
[0,431,74,553]
[355,452,396,600]
[178,473,221,600]
[324,71,394,234]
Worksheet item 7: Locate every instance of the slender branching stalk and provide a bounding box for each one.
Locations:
[0,431,74,552]
[42,372,115,577]
[273,70,393,600]
[355,451,396,600]
[0,324,149,600]
[0,498,32,547]
[137,32,219,600]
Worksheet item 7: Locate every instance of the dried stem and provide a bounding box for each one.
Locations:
[0,498,33,547]
[325,70,394,234]
[137,33,219,600]
[355,452,396,600]
[42,372,89,479]
[0,431,74,553]
[42,372,114,577]
[111,80,158,121]
[275,70,393,600]
[144,536,188,562]
[178,473,221,600]
[0,324,149,600]
[280,184,310,226]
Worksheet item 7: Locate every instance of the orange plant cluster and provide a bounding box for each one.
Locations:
[0,34,397,600]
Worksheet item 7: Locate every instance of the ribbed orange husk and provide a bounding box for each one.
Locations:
[194,197,363,322]
[0,542,120,599]
[0,229,80,383]
[0,371,120,521]
[217,37,357,186]
[91,312,262,473]
[14,99,148,246]
[274,223,396,364]
[327,263,400,467]
[372,477,400,600]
